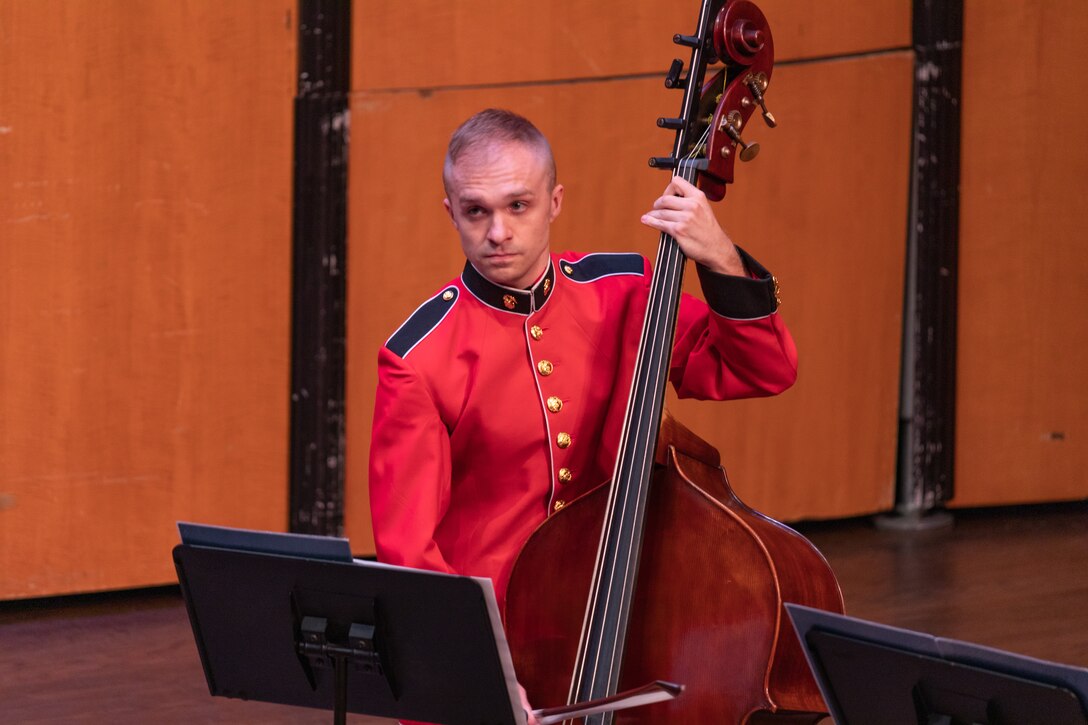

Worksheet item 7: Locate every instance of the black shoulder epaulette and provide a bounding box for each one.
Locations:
[385,286,459,358]
[558,253,645,283]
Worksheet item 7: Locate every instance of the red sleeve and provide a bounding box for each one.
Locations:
[669,246,798,399]
[670,296,798,399]
[368,346,456,574]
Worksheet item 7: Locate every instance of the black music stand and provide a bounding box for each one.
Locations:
[786,603,1088,725]
[173,522,525,725]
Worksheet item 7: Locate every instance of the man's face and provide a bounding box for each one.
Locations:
[444,141,563,289]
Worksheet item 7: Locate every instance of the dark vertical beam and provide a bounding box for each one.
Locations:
[289,0,351,535]
[891,0,963,524]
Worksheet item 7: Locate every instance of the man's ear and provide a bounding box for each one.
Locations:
[549,184,564,222]
[443,197,458,229]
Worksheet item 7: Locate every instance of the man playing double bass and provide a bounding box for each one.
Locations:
[368,108,796,718]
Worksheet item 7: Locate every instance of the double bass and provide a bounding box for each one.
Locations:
[504,1,845,722]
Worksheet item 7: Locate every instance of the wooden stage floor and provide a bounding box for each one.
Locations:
[1,502,1085,723]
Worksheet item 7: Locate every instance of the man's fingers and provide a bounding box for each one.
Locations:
[640,214,680,237]
[643,208,686,223]
[664,175,700,196]
[652,193,694,211]
[518,683,541,725]
[640,212,666,229]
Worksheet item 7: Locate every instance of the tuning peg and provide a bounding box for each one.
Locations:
[648,156,678,170]
[673,33,702,48]
[664,59,686,89]
[720,111,760,162]
[657,117,685,130]
[745,76,777,128]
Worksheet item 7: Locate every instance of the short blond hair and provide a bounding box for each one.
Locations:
[442,109,556,192]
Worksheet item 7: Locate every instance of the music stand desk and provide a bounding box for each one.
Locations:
[786,603,1088,725]
[174,523,524,725]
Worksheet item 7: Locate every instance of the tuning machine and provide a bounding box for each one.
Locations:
[648,156,709,172]
[664,59,687,89]
[672,33,703,49]
[743,72,777,127]
[720,111,759,162]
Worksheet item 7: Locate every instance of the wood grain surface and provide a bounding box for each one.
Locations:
[953,0,1088,505]
[0,1,297,598]
[353,0,910,90]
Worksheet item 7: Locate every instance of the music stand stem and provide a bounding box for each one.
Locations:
[334,655,348,725]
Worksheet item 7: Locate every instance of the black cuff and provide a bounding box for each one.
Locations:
[696,245,780,319]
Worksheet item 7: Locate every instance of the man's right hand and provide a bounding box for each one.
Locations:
[519,683,542,725]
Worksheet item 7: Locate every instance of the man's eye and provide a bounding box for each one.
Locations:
[466,207,484,217]
[511,201,527,212]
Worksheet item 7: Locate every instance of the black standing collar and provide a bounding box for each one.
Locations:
[461,259,556,315]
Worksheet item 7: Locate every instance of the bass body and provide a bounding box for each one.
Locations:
[506,411,844,723]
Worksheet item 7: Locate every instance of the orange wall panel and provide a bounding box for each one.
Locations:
[0,1,296,599]
[354,0,910,90]
[953,0,1088,506]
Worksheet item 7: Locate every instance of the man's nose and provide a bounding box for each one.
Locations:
[487,214,510,243]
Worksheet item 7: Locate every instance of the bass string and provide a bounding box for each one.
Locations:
[606,127,710,610]
[572,125,713,706]
[577,144,709,718]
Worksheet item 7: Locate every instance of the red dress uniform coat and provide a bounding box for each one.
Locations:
[369,248,796,609]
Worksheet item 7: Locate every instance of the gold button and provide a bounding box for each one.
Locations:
[553,499,566,512]
[503,294,517,310]
[546,396,563,413]
[537,360,553,376]
[530,325,543,340]
[556,432,571,448]
[442,290,454,301]
[563,264,574,274]
[558,467,572,483]
[543,278,551,295]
